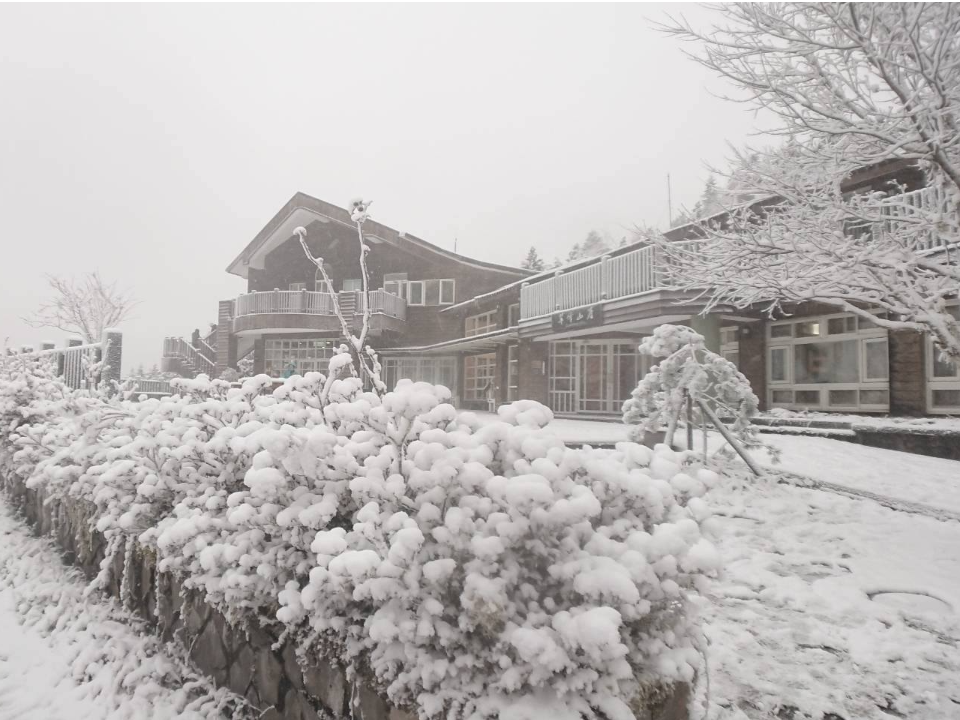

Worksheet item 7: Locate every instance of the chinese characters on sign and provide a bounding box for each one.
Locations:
[551,304,605,332]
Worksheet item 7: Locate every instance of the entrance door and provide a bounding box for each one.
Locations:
[551,340,645,415]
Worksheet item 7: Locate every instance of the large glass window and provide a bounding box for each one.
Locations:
[264,339,337,377]
[381,356,457,392]
[767,312,889,412]
[465,311,498,337]
[926,304,960,413]
[464,353,496,402]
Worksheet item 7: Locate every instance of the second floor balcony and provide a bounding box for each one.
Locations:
[231,289,406,336]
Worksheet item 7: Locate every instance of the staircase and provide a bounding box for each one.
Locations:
[161,326,218,378]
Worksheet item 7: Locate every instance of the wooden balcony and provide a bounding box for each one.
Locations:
[877,185,955,253]
[520,243,693,321]
[231,289,406,336]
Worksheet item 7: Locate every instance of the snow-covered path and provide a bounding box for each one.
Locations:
[0,501,250,720]
[702,477,960,719]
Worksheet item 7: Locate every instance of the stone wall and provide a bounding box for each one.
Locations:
[2,476,413,720]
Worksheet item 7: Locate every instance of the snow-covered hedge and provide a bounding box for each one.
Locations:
[0,352,720,719]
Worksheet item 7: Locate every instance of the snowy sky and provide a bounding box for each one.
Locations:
[0,4,765,372]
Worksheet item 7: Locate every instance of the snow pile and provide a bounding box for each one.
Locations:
[0,353,720,718]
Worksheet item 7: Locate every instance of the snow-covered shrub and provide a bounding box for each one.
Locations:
[0,351,721,719]
[623,324,768,458]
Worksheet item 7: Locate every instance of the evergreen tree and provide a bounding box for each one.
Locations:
[520,246,546,271]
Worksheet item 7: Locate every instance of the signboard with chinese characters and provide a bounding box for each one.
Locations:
[551,304,604,332]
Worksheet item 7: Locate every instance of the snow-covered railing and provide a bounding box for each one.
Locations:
[234,290,406,320]
[162,337,214,375]
[11,332,123,391]
[128,378,173,395]
[878,185,955,252]
[520,242,694,320]
[360,289,407,320]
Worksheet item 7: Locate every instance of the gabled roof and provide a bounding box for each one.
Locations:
[227,192,531,280]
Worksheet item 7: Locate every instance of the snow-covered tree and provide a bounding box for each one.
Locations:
[654,3,960,360]
[623,324,770,470]
[23,271,138,344]
[520,246,546,271]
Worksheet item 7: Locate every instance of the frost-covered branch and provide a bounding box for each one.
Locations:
[294,198,386,396]
[23,271,138,344]
[653,3,960,360]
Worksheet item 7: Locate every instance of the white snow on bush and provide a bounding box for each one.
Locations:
[0,352,719,718]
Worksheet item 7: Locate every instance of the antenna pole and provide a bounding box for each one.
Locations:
[667,173,673,227]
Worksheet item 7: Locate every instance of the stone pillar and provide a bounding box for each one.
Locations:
[101,330,123,392]
[253,338,266,375]
[889,329,925,416]
[689,313,721,353]
[215,300,236,376]
[519,340,549,406]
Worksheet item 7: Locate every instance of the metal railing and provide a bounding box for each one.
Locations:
[128,378,173,395]
[520,243,690,320]
[234,289,406,321]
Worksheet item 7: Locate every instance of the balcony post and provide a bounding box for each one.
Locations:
[273,287,280,313]
[553,270,562,311]
[302,288,308,313]
[521,282,529,320]
[600,254,610,299]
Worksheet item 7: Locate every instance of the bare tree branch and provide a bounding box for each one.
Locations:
[23,271,138,344]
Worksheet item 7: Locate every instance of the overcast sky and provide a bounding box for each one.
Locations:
[0,3,764,372]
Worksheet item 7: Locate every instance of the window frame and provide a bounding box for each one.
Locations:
[439,279,456,305]
[407,281,425,306]
[926,303,960,413]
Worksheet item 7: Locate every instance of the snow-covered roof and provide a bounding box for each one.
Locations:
[227,192,532,280]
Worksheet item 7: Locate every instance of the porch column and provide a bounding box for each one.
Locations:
[689,314,721,353]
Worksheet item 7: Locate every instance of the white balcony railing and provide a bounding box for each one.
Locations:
[878,185,955,252]
[234,289,406,321]
[520,243,688,320]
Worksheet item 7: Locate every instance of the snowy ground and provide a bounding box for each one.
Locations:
[700,477,960,719]
[0,503,252,720]
[475,413,960,515]
[476,412,960,718]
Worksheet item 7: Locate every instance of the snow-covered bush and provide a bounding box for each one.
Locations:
[623,324,768,457]
[0,351,721,718]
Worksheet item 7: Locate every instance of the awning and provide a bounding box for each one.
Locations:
[380,327,518,356]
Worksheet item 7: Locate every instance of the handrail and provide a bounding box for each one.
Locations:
[234,289,406,320]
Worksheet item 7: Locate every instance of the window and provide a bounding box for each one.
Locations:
[769,347,788,383]
[288,282,307,291]
[507,344,519,401]
[465,310,498,337]
[408,281,425,306]
[400,279,454,307]
[721,326,739,369]
[863,339,889,381]
[264,339,337,377]
[768,311,889,411]
[548,340,649,415]
[439,279,456,305]
[926,305,960,413]
[464,353,496,402]
[342,279,362,292]
[508,303,521,327]
[381,357,457,392]
[383,273,408,300]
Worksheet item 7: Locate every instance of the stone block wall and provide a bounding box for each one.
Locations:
[888,329,926,415]
[2,476,414,720]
